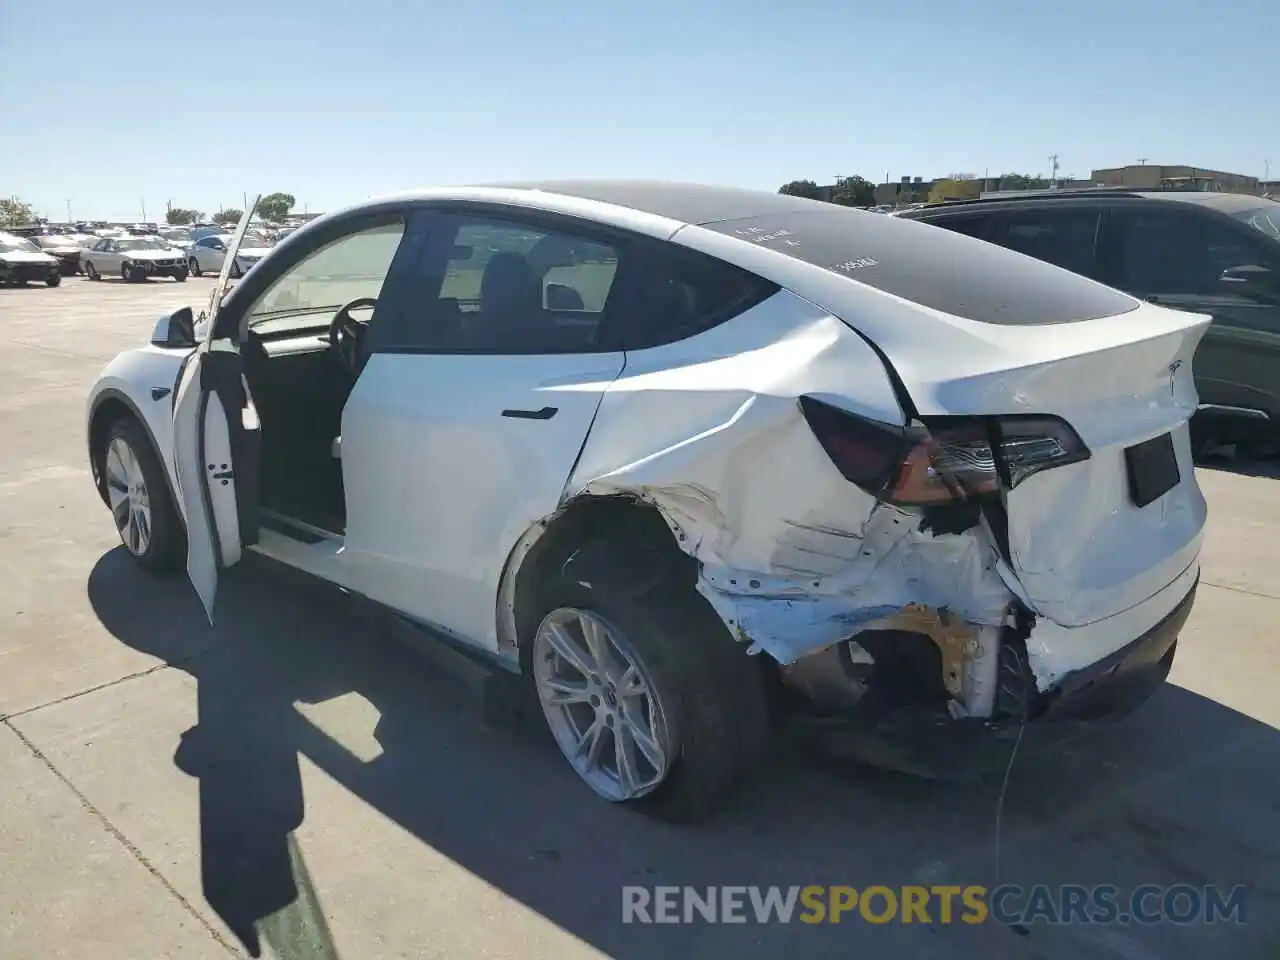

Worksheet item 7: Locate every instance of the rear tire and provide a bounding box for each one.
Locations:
[99,416,185,572]
[230,260,242,279]
[85,261,101,281]
[188,257,201,277]
[527,555,771,823]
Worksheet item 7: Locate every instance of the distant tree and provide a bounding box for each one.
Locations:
[927,178,982,203]
[830,175,875,208]
[256,192,297,222]
[996,173,1050,191]
[166,207,201,225]
[0,196,34,227]
[214,208,244,224]
[778,179,823,200]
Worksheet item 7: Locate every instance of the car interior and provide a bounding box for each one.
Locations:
[239,239,605,538]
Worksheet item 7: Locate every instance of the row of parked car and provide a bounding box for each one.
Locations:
[0,219,298,287]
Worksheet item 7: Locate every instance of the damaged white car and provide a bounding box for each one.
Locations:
[86,182,1207,821]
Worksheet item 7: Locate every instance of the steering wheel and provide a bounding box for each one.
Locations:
[328,296,378,375]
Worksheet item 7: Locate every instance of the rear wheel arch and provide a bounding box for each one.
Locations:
[504,494,778,821]
[503,495,698,664]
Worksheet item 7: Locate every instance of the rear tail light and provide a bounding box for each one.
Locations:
[799,397,1089,506]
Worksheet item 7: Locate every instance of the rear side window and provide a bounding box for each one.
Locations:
[611,241,779,350]
[701,208,1137,325]
[990,208,1102,278]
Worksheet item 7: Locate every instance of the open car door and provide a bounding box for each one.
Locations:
[172,202,263,622]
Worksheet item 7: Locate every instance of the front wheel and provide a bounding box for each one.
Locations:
[46,274,61,287]
[529,565,771,823]
[173,269,188,282]
[100,417,184,571]
[188,257,201,277]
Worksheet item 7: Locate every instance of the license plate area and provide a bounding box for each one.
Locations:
[1125,432,1180,507]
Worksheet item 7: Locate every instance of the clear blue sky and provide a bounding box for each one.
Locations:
[2,0,1276,220]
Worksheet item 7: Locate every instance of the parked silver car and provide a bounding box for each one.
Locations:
[82,235,189,282]
[186,233,272,277]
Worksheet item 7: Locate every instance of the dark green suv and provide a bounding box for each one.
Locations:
[900,190,1280,450]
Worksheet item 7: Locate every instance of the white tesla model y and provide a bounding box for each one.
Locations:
[86,182,1208,821]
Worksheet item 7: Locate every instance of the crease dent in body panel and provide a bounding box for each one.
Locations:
[572,391,1016,666]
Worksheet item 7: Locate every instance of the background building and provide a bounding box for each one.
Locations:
[1091,164,1258,193]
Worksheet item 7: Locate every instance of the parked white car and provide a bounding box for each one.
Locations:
[83,235,189,282]
[186,233,271,277]
[85,183,1208,821]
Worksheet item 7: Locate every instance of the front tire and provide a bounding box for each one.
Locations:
[46,274,61,287]
[188,256,201,277]
[173,268,188,281]
[528,563,771,823]
[100,417,184,572]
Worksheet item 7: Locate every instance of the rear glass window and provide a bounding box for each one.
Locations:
[701,209,1138,325]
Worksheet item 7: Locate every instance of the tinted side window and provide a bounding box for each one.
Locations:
[612,242,779,350]
[930,215,993,241]
[389,213,622,354]
[991,208,1101,278]
[1109,207,1279,298]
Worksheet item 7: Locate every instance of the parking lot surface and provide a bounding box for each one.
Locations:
[2,276,1279,959]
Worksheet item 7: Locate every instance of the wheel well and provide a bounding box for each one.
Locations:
[506,492,784,705]
[87,397,140,505]
[510,495,696,660]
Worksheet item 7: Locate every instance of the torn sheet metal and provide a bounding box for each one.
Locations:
[562,291,1015,668]
[1022,557,1199,693]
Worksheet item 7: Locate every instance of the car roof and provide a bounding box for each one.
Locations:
[418,179,825,227]
[901,188,1277,217]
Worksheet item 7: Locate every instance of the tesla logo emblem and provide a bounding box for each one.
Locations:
[1168,360,1183,396]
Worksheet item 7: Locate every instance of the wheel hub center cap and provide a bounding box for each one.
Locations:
[602,685,618,710]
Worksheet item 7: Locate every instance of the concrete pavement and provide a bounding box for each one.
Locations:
[1,276,1278,959]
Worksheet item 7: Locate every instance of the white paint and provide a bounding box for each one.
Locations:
[1024,557,1199,692]
[89,182,1211,710]
[566,290,1012,665]
[340,349,625,651]
[170,348,220,623]
[87,343,191,483]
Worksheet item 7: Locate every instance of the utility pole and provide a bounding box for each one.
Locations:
[65,200,72,223]
[1048,154,1060,187]
[140,200,146,222]
[1266,159,1271,181]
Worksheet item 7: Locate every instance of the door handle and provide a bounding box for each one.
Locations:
[502,406,558,420]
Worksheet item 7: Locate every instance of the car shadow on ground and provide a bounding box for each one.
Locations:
[1196,450,1280,480]
[86,549,1280,960]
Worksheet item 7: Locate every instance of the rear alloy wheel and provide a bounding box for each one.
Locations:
[101,418,183,571]
[534,607,674,803]
[188,257,201,277]
[85,261,100,281]
[529,563,772,823]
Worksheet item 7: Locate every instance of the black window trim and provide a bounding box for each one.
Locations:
[367,199,779,357]
[213,202,421,343]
